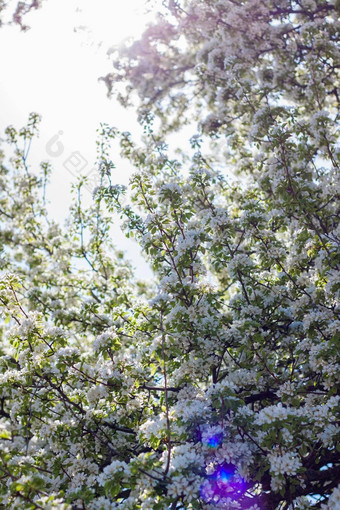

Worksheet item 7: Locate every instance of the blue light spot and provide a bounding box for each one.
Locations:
[219,468,232,483]
[206,433,223,448]
[200,464,247,504]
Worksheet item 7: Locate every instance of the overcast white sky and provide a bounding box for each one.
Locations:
[0,0,157,277]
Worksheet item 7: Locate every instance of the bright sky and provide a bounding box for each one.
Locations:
[0,0,156,278]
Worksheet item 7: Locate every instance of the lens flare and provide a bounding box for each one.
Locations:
[200,425,224,449]
[205,433,224,449]
[200,463,247,504]
[219,467,233,483]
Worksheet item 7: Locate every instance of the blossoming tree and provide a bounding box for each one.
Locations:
[0,0,339,509]
[0,1,44,30]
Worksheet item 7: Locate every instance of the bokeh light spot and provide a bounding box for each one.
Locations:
[206,433,223,449]
[200,463,247,504]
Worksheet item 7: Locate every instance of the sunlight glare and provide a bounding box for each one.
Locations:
[73,0,154,48]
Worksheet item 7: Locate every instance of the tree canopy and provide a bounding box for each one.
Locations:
[0,1,339,509]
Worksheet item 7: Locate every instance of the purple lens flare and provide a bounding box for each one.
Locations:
[200,463,247,504]
[205,432,224,449]
[200,425,224,449]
